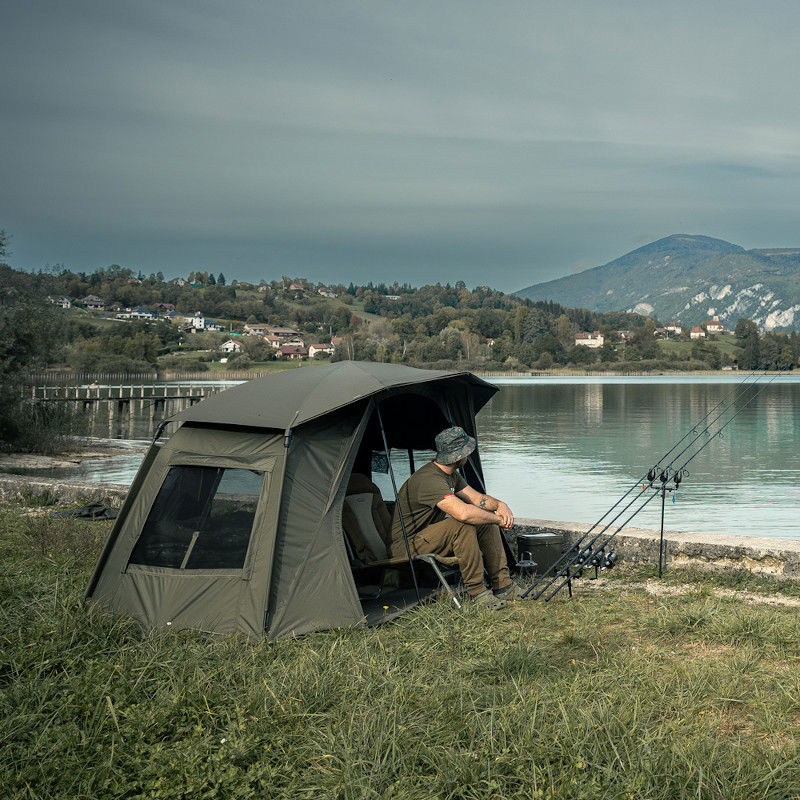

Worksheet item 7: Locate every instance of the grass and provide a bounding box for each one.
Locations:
[1,506,799,799]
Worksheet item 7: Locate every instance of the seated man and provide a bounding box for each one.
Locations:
[390,426,523,609]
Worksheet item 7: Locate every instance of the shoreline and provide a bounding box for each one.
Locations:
[2,474,799,578]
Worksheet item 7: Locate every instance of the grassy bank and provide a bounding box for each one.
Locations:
[1,507,799,799]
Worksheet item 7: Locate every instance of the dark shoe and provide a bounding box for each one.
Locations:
[472,589,506,610]
[494,582,527,601]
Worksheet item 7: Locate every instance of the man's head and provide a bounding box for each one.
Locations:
[434,426,476,466]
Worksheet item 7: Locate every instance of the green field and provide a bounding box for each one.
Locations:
[2,507,799,799]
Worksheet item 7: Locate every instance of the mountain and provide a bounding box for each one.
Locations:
[516,234,800,331]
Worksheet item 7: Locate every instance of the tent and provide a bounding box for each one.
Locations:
[85,362,510,639]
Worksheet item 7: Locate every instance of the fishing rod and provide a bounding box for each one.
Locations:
[541,371,782,601]
[521,369,767,599]
[534,373,777,600]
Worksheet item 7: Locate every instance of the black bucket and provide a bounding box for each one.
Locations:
[516,532,566,574]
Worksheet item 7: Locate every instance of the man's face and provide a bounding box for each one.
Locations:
[454,455,469,469]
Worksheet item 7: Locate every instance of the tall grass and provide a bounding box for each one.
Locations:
[1,506,798,799]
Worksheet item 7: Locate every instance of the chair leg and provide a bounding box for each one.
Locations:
[416,556,462,610]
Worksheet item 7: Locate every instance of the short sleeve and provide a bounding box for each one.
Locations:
[453,471,468,493]
[414,469,455,509]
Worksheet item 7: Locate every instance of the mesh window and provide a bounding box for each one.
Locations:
[129,466,265,569]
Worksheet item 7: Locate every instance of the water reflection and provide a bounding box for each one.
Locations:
[479,380,800,539]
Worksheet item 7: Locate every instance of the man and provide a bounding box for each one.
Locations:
[390,426,523,609]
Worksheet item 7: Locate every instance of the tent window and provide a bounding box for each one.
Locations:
[129,466,265,570]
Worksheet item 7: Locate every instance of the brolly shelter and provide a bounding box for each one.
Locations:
[85,362,508,639]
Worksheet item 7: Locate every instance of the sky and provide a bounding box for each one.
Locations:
[2,0,800,292]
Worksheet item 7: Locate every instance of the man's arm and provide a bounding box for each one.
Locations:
[436,494,511,528]
[455,485,514,528]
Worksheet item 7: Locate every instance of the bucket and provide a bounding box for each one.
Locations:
[516,532,566,574]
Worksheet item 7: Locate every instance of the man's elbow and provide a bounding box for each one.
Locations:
[447,505,471,524]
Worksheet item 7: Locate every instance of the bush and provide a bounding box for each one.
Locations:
[0,396,87,454]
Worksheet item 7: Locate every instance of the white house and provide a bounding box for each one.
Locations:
[317,288,337,298]
[702,316,724,333]
[308,342,335,358]
[690,326,706,339]
[243,323,268,336]
[47,295,72,309]
[168,277,187,287]
[204,319,222,332]
[665,323,684,335]
[220,339,242,353]
[575,331,604,348]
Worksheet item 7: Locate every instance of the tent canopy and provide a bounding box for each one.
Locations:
[171,361,497,431]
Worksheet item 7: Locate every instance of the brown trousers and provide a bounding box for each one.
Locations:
[394,518,511,596]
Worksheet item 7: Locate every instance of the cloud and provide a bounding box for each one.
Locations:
[2,0,800,289]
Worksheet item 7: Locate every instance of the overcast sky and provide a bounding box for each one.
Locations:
[2,0,799,291]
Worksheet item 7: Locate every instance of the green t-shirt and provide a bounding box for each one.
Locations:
[390,461,467,546]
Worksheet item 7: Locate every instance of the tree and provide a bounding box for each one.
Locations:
[555,314,573,346]
[735,317,760,369]
[599,342,617,362]
[208,274,216,286]
[217,273,226,286]
[0,229,9,258]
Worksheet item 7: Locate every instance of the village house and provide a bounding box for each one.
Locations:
[243,323,268,336]
[265,334,282,349]
[485,338,495,347]
[219,339,242,353]
[257,283,269,293]
[690,326,706,339]
[308,342,335,358]
[165,311,184,323]
[153,302,175,312]
[616,330,632,341]
[665,323,684,335]
[127,277,143,285]
[278,344,308,360]
[265,325,300,340]
[317,287,337,298]
[47,295,72,309]
[574,331,604,348]
[384,295,401,301]
[185,312,221,332]
[81,294,105,311]
[168,277,187,287]
[129,307,157,320]
[702,316,724,334]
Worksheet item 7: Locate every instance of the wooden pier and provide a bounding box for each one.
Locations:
[26,383,227,439]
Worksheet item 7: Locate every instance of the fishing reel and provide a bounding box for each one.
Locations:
[601,551,618,570]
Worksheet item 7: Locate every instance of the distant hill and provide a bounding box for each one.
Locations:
[516,234,800,331]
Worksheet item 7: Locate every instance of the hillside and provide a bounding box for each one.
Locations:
[516,235,800,331]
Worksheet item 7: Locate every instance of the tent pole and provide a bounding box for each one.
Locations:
[376,404,421,603]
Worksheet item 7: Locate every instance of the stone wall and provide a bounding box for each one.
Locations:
[0,474,128,507]
[512,518,800,580]
[1,474,799,581]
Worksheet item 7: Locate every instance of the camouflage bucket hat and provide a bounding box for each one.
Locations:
[434,426,476,465]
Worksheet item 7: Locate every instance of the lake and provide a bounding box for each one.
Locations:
[15,375,800,540]
[479,376,800,539]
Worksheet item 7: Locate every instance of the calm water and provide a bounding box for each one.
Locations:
[14,376,800,539]
[479,377,800,539]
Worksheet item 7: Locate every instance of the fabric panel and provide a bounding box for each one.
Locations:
[266,405,370,639]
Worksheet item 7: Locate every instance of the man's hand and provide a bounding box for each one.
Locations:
[494,501,514,529]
